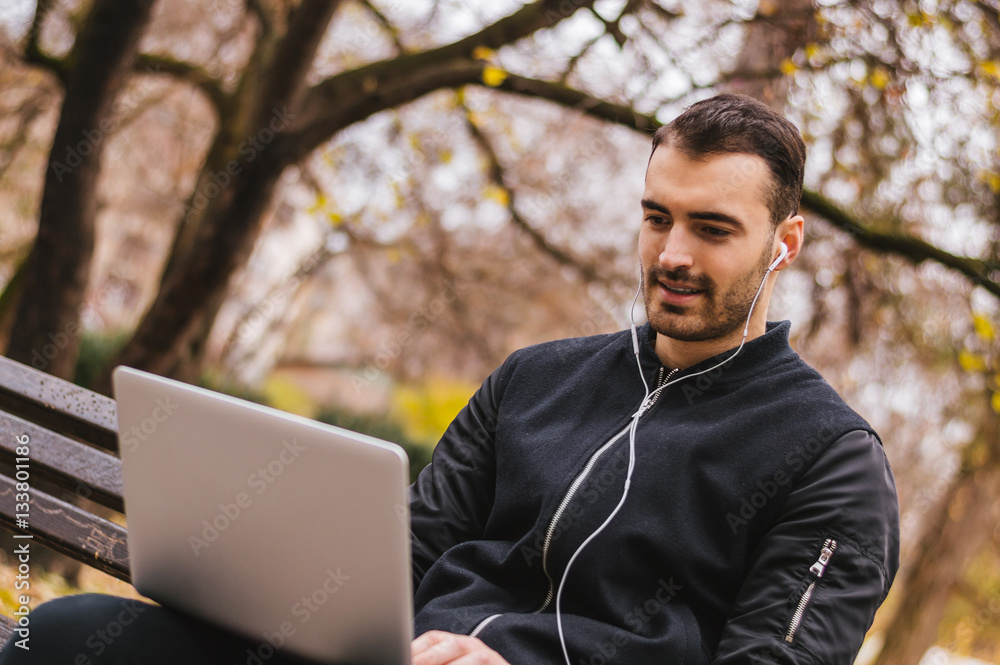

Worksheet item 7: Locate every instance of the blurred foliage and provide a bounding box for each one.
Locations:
[390,375,479,446]
[259,374,319,417]
[315,406,432,483]
[72,328,129,389]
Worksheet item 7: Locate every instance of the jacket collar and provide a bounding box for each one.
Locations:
[637,320,795,385]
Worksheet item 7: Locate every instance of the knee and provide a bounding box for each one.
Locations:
[0,594,155,663]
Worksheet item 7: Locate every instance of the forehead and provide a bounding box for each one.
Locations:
[643,145,772,226]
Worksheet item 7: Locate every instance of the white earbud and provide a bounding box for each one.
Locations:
[768,242,789,272]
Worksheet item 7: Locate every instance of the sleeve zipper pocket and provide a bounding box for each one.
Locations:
[785,538,837,644]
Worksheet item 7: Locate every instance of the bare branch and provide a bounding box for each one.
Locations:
[295,0,600,137]
[257,0,343,120]
[461,99,609,284]
[800,190,1000,300]
[360,0,406,53]
[134,53,230,116]
[23,0,69,82]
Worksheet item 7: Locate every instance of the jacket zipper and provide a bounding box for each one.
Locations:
[785,538,837,643]
[469,613,501,638]
[467,365,674,637]
[533,366,675,613]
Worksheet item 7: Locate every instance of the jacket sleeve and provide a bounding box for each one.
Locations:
[711,430,900,665]
[408,361,505,593]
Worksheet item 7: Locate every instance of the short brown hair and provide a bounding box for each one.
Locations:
[650,94,806,225]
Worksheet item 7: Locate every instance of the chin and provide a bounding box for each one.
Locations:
[649,312,741,344]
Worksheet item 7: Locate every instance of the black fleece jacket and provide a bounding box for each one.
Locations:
[409,321,899,664]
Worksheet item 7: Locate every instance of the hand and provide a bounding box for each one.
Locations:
[411,630,511,665]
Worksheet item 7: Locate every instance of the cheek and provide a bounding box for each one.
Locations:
[636,232,658,262]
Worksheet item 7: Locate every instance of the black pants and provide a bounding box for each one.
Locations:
[0,594,324,665]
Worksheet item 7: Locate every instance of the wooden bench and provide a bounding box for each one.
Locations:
[0,354,130,645]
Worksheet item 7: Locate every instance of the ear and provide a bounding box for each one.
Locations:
[772,215,804,271]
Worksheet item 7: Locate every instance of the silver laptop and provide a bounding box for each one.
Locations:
[113,366,413,664]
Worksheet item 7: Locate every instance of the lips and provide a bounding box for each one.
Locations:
[655,277,707,306]
[660,282,702,295]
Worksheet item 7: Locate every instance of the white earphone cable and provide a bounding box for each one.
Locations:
[556,250,782,665]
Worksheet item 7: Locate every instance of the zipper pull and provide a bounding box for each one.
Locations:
[808,539,837,577]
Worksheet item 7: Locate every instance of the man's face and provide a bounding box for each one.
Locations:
[638,144,777,344]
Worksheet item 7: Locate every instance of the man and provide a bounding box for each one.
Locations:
[1,93,898,665]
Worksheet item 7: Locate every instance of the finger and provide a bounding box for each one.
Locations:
[441,641,509,665]
[411,630,449,656]
[412,631,466,665]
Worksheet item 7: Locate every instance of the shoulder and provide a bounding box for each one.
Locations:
[497,329,632,381]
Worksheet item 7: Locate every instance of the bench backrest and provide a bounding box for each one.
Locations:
[0,355,130,582]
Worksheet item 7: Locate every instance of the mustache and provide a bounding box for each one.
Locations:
[645,267,714,293]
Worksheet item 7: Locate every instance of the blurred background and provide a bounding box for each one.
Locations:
[0,0,998,662]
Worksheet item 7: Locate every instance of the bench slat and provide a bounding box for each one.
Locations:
[0,475,130,582]
[0,411,124,513]
[0,356,118,453]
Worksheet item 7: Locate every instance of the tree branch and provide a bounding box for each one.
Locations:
[461,100,609,284]
[256,0,343,123]
[360,0,406,53]
[134,53,230,116]
[283,0,1000,303]
[294,0,599,134]
[23,0,70,83]
[800,190,1000,299]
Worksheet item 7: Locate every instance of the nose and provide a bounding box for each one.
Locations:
[657,226,695,271]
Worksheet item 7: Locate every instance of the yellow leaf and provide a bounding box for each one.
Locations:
[482,65,508,87]
[779,58,798,75]
[307,193,327,214]
[472,46,495,61]
[484,184,510,206]
[984,171,1000,194]
[992,391,1000,414]
[870,68,890,90]
[959,349,986,373]
[981,61,1000,81]
[972,313,996,340]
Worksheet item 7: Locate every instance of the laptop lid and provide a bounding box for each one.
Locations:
[113,366,413,665]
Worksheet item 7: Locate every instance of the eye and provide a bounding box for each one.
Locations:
[645,215,670,227]
[702,226,731,239]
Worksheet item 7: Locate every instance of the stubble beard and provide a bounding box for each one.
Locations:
[643,241,774,343]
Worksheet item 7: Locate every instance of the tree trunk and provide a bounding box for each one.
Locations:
[90,0,343,393]
[5,0,156,380]
[92,0,599,392]
[874,399,1000,665]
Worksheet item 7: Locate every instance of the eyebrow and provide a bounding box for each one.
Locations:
[640,198,746,230]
